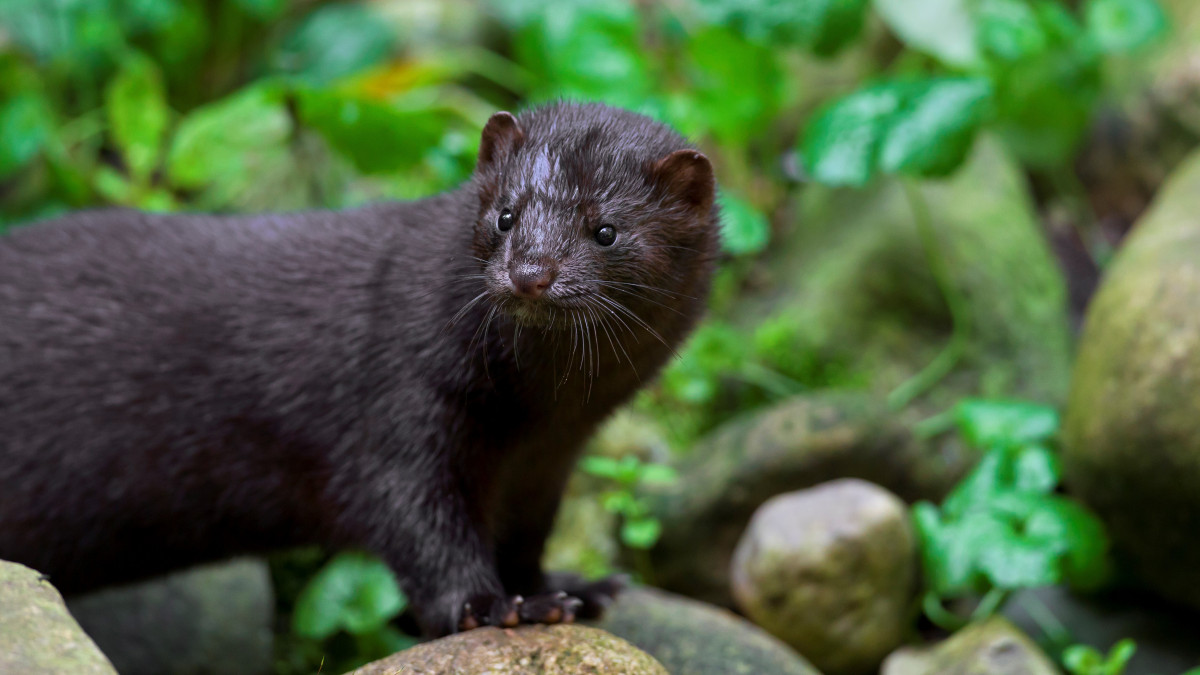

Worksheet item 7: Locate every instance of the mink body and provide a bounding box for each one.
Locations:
[0,102,718,635]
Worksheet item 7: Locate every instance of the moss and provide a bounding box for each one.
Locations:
[0,560,118,675]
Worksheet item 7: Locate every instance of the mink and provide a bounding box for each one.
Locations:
[0,102,719,636]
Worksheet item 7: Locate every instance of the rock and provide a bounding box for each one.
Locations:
[593,586,821,675]
[731,479,916,675]
[741,136,1072,408]
[881,618,1057,675]
[1063,149,1200,610]
[67,558,274,675]
[645,391,971,606]
[1003,586,1200,675]
[0,559,117,675]
[349,624,667,675]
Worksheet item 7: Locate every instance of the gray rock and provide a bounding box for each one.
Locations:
[645,391,970,607]
[1003,586,1200,675]
[593,586,821,675]
[0,559,117,675]
[1063,149,1200,611]
[731,479,916,675]
[67,558,273,675]
[881,618,1057,675]
[350,624,668,675]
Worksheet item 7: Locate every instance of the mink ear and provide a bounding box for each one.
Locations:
[477,111,525,170]
[651,149,715,212]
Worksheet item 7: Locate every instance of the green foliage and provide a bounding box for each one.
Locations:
[581,455,677,549]
[914,400,1112,629]
[1063,639,1136,675]
[290,552,415,672]
[694,0,870,55]
[1085,0,1169,53]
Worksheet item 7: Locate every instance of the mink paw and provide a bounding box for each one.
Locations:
[542,572,628,619]
[457,591,584,632]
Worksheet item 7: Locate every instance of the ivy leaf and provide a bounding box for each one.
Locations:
[296,89,446,174]
[717,190,770,256]
[802,77,992,186]
[977,0,1050,62]
[873,0,980,67]
[0,92,53,179]
[292,552,407,639]
[105,52,169,183]
[1085,0,1168,53]
[1012,443,1061,494]
[954,399,1060,449]
[1023,497,1112,590]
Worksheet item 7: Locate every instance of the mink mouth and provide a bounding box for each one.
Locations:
[494,294,599,330]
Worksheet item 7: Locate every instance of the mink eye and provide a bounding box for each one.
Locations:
[594,225,616,246]
[497,209,514,232]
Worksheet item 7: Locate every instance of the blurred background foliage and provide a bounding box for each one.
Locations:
[2,0,1196,672]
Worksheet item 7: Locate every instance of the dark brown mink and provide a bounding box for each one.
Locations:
[0,101,719,636]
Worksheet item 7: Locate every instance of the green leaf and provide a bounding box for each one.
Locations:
[915,504,1011,595]
[802,77,991,186]
[166,84,292,190]
[683,27,783,146]
[1085,0,1168,53]
[1064,644,1105,674]
[978,529,1062,589]
[717,190,770,256]
[874,0,980,67]
[1023,497,1112,590]
[621,517,662,549]
[693,0,870,55]
[977,0,1050,62]
[232,0,285,20]
[105,52,169,183]
[269,3,396,84]
[954,399,1060,449]
[662,322,751,404]
[512,0,650,107]
[1106,638,1137,675]
[0,92,53,179]
[292,552,407,640]
[580,456,625,480]
[878,78,992,177]
[637,463,678,485]
[297,89,448,174]
[942,451,1007,518]
[1012,443,1061,494]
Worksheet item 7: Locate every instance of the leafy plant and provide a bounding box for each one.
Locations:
[290,552,415,672]
[1063,639,1136,675]
[580,455,678,549]
[913,400,1112,629]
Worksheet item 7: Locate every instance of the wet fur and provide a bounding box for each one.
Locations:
[0,102,719,635]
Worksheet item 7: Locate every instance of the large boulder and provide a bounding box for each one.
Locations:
[1063,149,1200,610]
[350,624,667,675]
[67,558,274,675]
[594,586,821,675]
[645,391,970,606]
[881,618,1057,675]
[731,479,916,675]
[0,559,117,675]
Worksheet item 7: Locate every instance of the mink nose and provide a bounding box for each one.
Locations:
[508,261,556,299]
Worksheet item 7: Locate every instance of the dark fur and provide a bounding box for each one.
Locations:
[0,102,718,635]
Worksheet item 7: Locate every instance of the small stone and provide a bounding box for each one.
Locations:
[881,618,1058,675]
[350,624,667,675]
[731,479,916,675]
[0,559,117,675]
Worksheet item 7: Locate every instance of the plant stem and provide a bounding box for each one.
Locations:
[970,587,1010,622]
[888,179,972,410]
[923,593,968,632]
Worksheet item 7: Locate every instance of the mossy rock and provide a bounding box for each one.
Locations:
[0,559,117,675]
[1064,149,1200,610]
[645,391,971,606]
[881,618,1057,675]
[349,624,666,675]
[741,136,1071,407]
[594,587,821,675]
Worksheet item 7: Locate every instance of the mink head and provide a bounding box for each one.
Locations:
[468,102,719,329]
